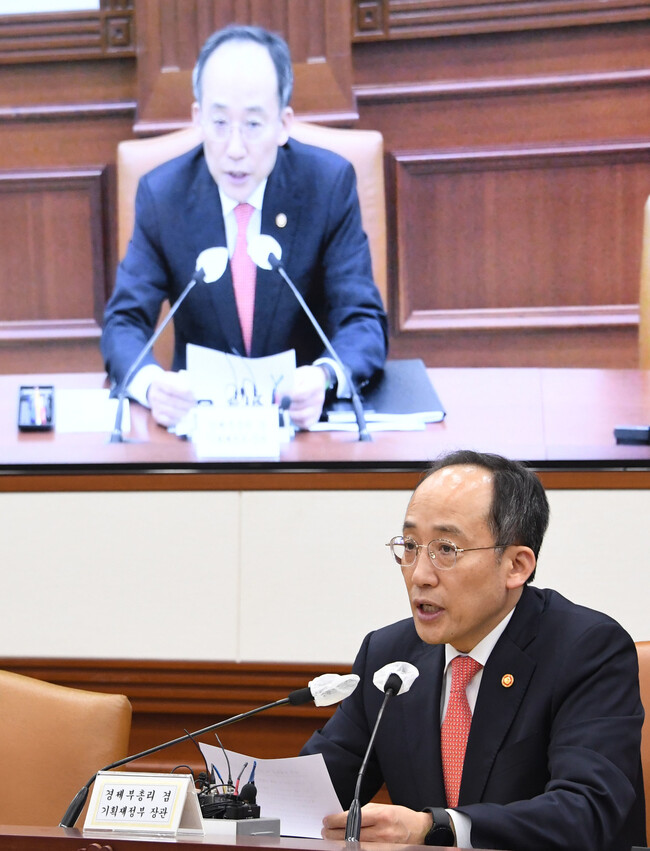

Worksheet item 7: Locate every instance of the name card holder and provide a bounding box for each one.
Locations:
[192,404,281,459]
[84,771,203,836]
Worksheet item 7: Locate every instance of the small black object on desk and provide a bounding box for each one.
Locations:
[614,425,650,445]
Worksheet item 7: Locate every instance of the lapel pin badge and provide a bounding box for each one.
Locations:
[501,673,514,688]
[275,212,287,228]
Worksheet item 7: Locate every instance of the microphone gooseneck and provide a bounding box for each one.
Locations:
[59,671,358,829]
[345,663,419,842]
[248,235,371,442]
[109,247,228,444]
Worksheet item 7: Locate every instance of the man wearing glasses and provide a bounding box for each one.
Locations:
[101,24,387,430]
[303,450,645,850]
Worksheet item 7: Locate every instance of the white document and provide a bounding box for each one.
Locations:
[199,744,342,839]
[54,389,130,433]
[185,345,296,407]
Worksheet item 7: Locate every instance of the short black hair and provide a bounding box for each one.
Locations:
[192,24,293,109]
[421,450,550,581]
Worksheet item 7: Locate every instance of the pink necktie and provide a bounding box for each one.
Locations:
[232,203,256,354]
[441,655,483,807]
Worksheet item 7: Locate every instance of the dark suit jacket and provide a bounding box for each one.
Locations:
[301,586,646,851]
[101,138,388,389]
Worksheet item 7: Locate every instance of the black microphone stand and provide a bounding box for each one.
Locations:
[268,254,371,442]
[60,690,310,829]
[109,269,207,443]
[345,673,402,841]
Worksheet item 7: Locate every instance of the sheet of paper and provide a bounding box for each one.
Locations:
[54,389,130,433]
[199,744,342,839]
[186,345,296,407]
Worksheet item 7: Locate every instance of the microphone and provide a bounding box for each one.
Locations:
[59,672,359,829]
[248,235,371,442]
[109,246,228,443]
[345,662,419,842]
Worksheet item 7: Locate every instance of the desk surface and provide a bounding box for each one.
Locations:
[1,368,650,481]
[0,825,505,851]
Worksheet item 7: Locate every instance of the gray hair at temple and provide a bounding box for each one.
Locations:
[422,449,550,581]
[192,24,294,110]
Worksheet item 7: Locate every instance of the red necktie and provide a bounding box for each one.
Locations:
[232,203,256,354]
[441,655,483,807]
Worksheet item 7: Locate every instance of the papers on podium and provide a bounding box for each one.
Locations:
[199,743,342,839]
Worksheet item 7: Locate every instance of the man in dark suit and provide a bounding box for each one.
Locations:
[302,450,646,850]
[101,25,387,428]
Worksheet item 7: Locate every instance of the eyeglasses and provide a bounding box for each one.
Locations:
[386,535,505,571]
[208,117,271,143]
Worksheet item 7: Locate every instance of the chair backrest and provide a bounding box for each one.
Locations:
[116,123,387,363]
[0,669,132,826]
[636,641,650,839]
[639,197,650,368]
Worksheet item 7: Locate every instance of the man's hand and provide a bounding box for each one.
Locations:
[276,365,326,429]
[322,803,434,845]
[147,370,196,427]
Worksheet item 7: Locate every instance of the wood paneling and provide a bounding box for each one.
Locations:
[0,168,109,372]
[353,18,650,367]
[352,0,650,40]
[391,143,650,334]
[133,0,356,132]
[0,0,135,64]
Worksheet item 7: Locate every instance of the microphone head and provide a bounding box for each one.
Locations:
[383,672,403,695]
[308,673,360,706]
[248,234,282,270]
[373,661,419,696]
[196,246,228,283]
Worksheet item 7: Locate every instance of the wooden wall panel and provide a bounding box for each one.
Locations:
[0,168,109,372]
[133,0,356,132]
[354,19,650,367]
[0,0,135,64]
[352,0,650,40]
[392,144,650,330]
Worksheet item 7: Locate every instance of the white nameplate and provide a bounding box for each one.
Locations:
[192,404,281,459]
[84,771,203,835]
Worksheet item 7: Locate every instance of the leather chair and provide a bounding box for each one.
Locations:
[637,641,650,839]
[0,669,132,826]
[639,196,650,368]
[116,122,387,368]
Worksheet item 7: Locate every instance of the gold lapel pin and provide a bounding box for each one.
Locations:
[275,212,287,228]
[501,673,514,688]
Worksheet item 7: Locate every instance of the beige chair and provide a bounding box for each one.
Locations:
[636,641,650,840]
[639,196,650,368]
[116,122,387,368]
[0,669,132,826]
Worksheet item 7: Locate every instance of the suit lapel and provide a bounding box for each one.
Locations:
[250,144,303,357]
[398,641,448,806]
[459,587,542,805]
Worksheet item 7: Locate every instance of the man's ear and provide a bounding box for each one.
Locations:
[277,106,294,146]
[192,101,203,133]
[505,546,536,589]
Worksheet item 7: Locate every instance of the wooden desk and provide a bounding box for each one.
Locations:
[1,368,650,482]
[0,825,505,850]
